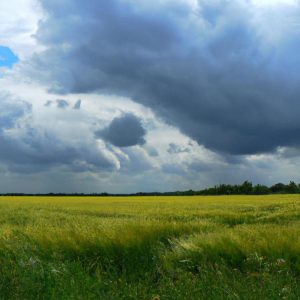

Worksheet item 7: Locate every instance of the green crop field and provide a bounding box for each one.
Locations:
[0,195,300,299]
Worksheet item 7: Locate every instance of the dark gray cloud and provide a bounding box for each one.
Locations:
[29,0,300,155]
[95,113,146,147]
[56,99,69,109]
[44,100,53,107]
[73,99,81,110]
[277,147,300,159]
[45,99,81,110]
[167,143,191,154]
[146,146,159,157]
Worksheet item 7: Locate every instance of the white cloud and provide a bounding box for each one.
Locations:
[0,0,43,58]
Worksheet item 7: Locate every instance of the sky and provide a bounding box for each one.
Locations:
[0,46,19,68]
[0,0,300,193]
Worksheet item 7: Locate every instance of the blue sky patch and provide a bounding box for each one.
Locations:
[0,46,19,68]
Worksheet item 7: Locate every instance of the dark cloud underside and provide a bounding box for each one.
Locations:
[30,0,300,155]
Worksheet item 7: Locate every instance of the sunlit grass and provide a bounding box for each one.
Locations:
[0,195,299,299]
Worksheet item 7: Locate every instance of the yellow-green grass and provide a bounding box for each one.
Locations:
[0,195,300,299]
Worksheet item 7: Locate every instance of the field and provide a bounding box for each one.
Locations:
[0,195,300,299]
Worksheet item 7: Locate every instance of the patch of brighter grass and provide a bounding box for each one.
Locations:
[0,195,299,299]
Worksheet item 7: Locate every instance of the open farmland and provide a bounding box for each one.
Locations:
[0,195,300,299]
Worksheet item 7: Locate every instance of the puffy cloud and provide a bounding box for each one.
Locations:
[0,91,299,193]
[0,0,42,59]
[27,0,300,155]
[95,113,146,147]
[145,146,159,157]
[0,92,31,128]
[0,93,116,173]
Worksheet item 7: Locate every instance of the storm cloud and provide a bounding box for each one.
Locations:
[95,113,146,147]
[28,0,300,156]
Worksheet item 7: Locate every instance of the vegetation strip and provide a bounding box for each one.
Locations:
[0,195,299,299]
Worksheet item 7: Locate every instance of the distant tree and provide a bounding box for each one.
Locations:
[286,181,299,194]
[253,184,270,195]
[270,183,287,193]
[239,181,253,194]
[187,181,300,196]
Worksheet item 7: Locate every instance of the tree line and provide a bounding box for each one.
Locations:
[2,181,300,196]
[165,181,300,196]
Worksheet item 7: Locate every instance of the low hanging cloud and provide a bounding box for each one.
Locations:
[44,100,53,107]
[29,0,300,155]
[167,143,191,154]
[44,99,81,110]
[0,93,116,173]
[95,113,146,147]
[56,99,69,109]
[73,99,81,110]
